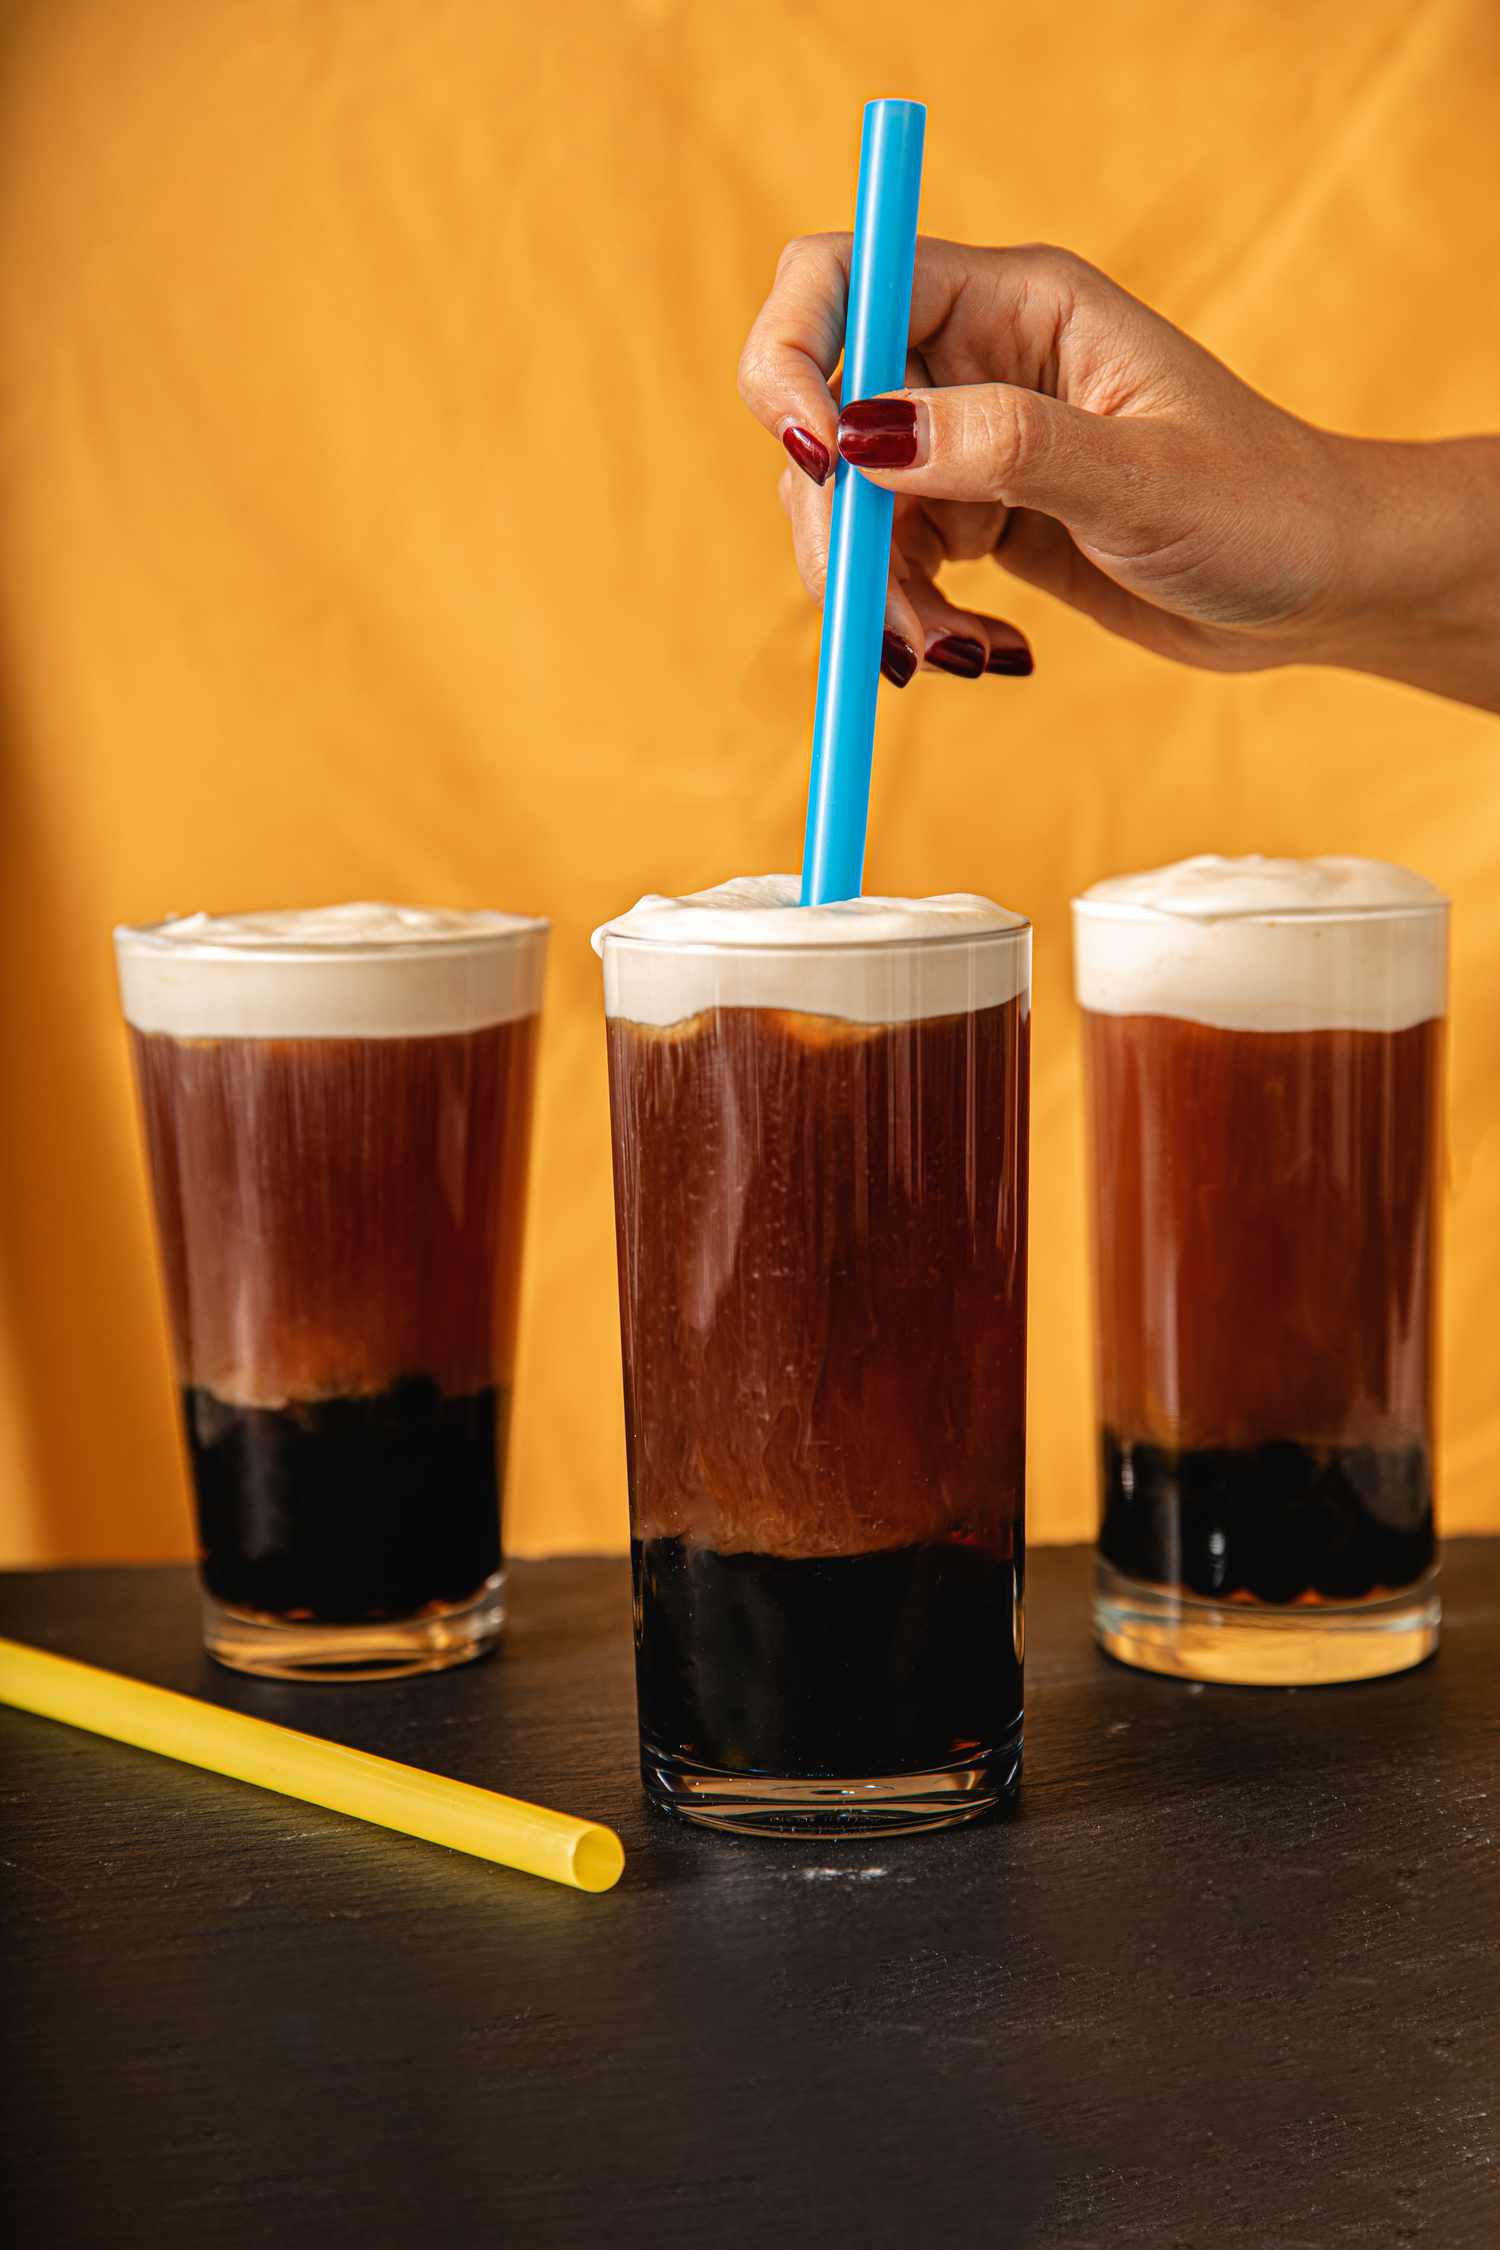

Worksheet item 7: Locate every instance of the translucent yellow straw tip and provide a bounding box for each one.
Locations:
[572,1825,626,1893]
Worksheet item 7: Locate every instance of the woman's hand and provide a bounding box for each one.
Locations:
[738,235,1500,708]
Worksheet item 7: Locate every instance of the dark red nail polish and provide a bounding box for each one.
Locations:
[837,398,919,469]
[782,425,831,486]
[986,645,1034,677]
[926,634,986,679]
[880,631,918,688]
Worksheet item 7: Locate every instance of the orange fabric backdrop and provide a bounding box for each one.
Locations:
[1,0,1497,1566]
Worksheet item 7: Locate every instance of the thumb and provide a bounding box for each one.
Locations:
[837,384,1158,545]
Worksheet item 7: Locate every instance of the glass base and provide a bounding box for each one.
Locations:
[1094,1558,1440,1685]
[202,1572,506,1681]
[641,1721,1022,1838]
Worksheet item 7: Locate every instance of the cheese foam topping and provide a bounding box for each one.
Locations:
[115,903,547,1037]
[1073,855,1446,1031]
[594,874,1030,1025]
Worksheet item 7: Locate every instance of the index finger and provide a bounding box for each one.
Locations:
[737,233,977,465]
[737,233,850,466]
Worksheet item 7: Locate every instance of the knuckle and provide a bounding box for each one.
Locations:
[736,338,764,406]
[973,386,1044,500]
[998,241,1099,326]
[1011,241,1091,285]
[776,229,846,271]
[799,517,831,599]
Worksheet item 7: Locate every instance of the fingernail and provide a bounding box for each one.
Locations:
[781,425,831,486]
[837,398,919,470]
[926,634,986,679]
[986,645,1034,677]
[880,631,918,688]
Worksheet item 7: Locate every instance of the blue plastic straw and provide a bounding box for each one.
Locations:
[799,99,926,907]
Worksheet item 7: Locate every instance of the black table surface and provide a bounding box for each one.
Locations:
[3,1544,1497,2250]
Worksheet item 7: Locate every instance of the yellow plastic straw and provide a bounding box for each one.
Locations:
[0,1635,624,1894]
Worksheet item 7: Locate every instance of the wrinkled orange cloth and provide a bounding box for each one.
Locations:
[1,0,1496,1565]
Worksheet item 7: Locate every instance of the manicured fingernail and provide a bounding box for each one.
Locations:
[986,645,1034,677]
[837,398,920,469]
[926,634,986,679]
[781,425,831,486]
[880,631,918,688]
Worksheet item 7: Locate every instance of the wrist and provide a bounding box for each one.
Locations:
[1302,433,1500,709]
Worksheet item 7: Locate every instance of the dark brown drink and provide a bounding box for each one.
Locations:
[1085,1013,1441,1604]
[117,906,544,1678]
[599,883,1031,1834]
[1074,857,1447,1684]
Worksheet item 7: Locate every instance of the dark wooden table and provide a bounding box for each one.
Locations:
[3,1544,1497,2249]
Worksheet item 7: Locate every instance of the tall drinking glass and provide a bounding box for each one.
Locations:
[597,877,1030,1836]
[1074,856,1446,1685]
[115,904,546,1680]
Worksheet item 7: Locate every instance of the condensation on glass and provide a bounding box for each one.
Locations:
[1073,857,1446,1685]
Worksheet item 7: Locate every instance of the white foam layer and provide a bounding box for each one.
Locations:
[1073,855,1447,1031]
[116,903,548,1037]
[594,875,1029,1025]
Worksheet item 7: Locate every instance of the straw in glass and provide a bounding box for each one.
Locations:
[799,98,926,907]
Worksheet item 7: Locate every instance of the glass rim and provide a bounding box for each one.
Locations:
[1070,896,1447,930]
[600,917,1032,962]
[113,914,549,969]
